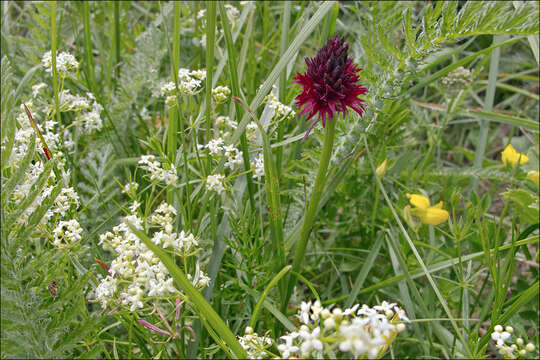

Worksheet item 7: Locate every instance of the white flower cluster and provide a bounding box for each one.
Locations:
[122,181,139,196]
[491,325,536,359]
[196,5,238,24]
[53,219,83,248]
[58,89,91,112]
[41,50,79,77]
[79,96,104,133]
[251,153,264,179]
[246,122,258,143]
[265,92,295,119]
[212,86,231,104]
[150,203,199,253]
[224,145,243,170]
[206,174,226,194]
[224,4,240,21]
[201,137,244,172]
[97,211,175,311]
[96,201,209,311]
[277,300,408,359]
[138,155,178,186]
[216,115,237,138]
[31,82,47,98]
[238,327,273,359]
[7,104,80,237]
[159,68,206,104]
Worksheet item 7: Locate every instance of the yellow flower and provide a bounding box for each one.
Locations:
[406,193,449,226]
[501,144,529,167]
[527,171,539,187]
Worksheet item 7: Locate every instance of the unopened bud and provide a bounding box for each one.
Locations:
[376,159,388,178]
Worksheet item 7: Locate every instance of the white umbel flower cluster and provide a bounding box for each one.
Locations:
[246,122,258,143]
[238,327,273,359]
[150,203,199,253]
[79,97,104,133]
[7,104,80,235]
[490,324,537,359]
[216,115,237,138]
[159,68,206,103]
[53,219,83,248]
[138,155,178,186]
[265,92,295,119]
[251,153,265,179]
[212,86,231,104]
[206,174,226,194]
[41,50,79,77]
[201,137,244,173]
[95,201,209,312]
[276,300,409,359]
[57,89,91,112]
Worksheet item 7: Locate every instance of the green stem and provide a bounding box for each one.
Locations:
[249,265,291,329]
[113,1,120,79]
[205,1,216,144]
[275,1,291,178]
[283,119,336,312]
[50,1,60,126]
[82,1,95,93]
[218,2,255,211]
[166,2,181,205]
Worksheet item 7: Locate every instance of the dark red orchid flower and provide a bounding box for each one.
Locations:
[293,35,367,140]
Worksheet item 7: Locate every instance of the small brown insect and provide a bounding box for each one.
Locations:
[48,280,58,298]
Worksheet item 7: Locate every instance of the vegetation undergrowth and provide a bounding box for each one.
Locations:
[1,1,539,359]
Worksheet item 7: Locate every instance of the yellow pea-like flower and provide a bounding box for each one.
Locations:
[406,194,449,226]
[527,171,539,187]
[501,144,529,168]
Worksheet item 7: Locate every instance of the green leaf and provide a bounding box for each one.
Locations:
[502,189,539,223]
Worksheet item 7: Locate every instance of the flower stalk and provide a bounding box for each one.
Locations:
[283,118,336,312]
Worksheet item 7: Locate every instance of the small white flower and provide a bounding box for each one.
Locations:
[197,273,211,287]
[206,174,226,194]
[32,82,47,97]
[206,138,224,156]
[310,300,323,321]
[265,92,295,119]
[190,69,206,81]
[299,326,323,355]
[122,182,139,195]
[212,86,231,104]
[129,201,141,214]
[393,306,410,322]
[298,301,312,324]
[491,330,512,346]
[246,122,258,142]
[42,50,79,77]
[161,81,176,96]
[53,219,83,248]
[278,332,300,358]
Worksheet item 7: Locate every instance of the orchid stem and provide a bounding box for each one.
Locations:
[282,119,336,313]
